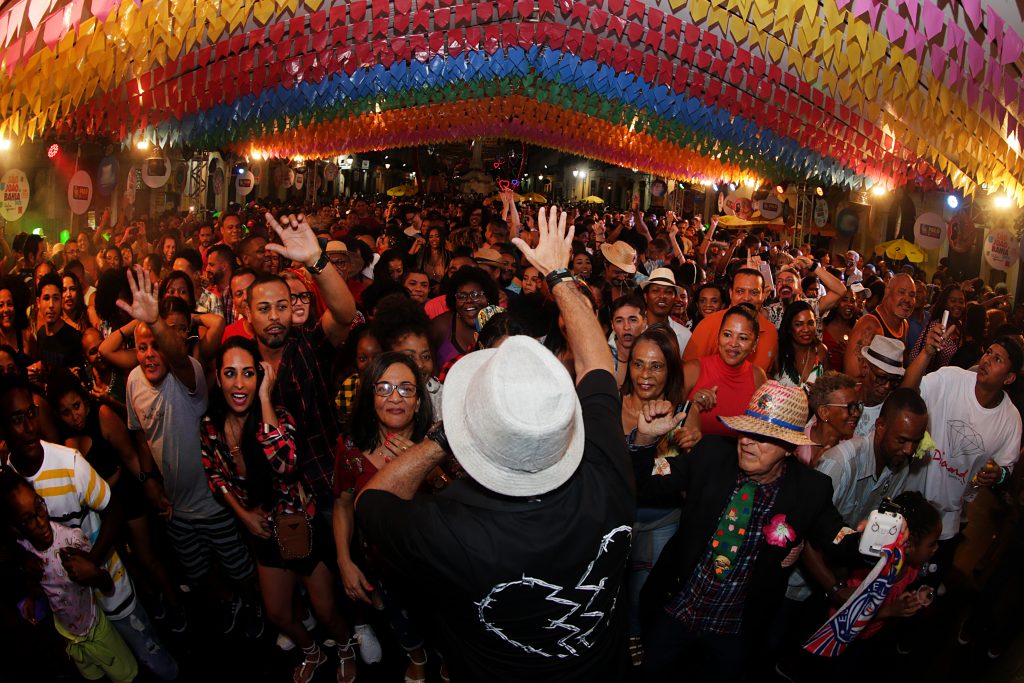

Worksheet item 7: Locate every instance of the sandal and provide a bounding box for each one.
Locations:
[404,651,427,683]
[337,639,358,683]
[294,645,327,683]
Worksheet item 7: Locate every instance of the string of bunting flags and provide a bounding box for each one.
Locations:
[0,0,1020,202]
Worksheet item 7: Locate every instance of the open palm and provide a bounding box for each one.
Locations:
[511,206,573,276]
[116,266,159,324]
[265,212,321,267]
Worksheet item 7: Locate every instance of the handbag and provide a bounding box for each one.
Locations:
[272,483,312,560]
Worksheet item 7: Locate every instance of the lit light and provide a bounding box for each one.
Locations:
[189,206,196,212]
[712,183,719,191]
[136,139,150,150]
[237,167,245,175]
[572,170,579,178]
[815,186,824,197]
[744,178,757,189]
[994,193,1014,209]
[728,182,736,191]
[871,185,888,197]
[537,175,543,180]
[701,180,713,187]
[946,194,959,209]
[385,163,391,169]
[47,144,59,158]
[0,138,10,151]
[775,183,786,194]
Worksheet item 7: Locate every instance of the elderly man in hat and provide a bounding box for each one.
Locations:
[632,382,858,680]
[641,267,691,354]
[853,336,907,437]
[355,207,635,682]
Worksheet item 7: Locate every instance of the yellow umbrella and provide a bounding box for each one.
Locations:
[582,195,605,203]
[524,192,547,203]
[387,184,417,197]
[874,238,926,263]
[716,214,784,227]
[492,191,525,202]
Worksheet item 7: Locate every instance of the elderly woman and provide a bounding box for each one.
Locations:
[333,353,436,683]
[796,371,862,467]
[774,300,829,388]
[631,381,858,680]
[684,304,767,438]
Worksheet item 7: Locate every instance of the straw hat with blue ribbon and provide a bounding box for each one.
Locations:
[718,381,817,446]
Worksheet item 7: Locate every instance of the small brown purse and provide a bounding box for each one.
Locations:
[272,484,312,560]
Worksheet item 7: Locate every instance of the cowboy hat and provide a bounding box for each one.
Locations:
[640,267,683,294]
[599,241,637,274]
[718,381,817,446]
[861,336,906,376]
[442,335,584,497]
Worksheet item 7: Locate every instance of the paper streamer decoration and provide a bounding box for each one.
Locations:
[141,156,170,189]
[67,169,93,215]
[0,169,30,221]
[948,211,977,254]
[235,169,255,196]
[96,156,119,196]
[912,212,944,250]
[984,228,1018,271]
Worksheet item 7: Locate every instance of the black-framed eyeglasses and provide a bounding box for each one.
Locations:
[869,368,902,386]
[373,381,418,398]
[290,292,313,304]
[454,290,486,302]
[823,401,864,414]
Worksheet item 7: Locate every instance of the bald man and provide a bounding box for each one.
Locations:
[844,272,915,379]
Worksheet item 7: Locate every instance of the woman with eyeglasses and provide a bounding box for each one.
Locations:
[431,266,499,370]
[202,338,358,683]
[280,270,324,331]
[774,300,829,388]
[795,371,861,466]
[333,352,436,683]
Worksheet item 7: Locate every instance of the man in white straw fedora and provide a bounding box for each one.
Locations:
[640,267,691,355]
[356,206,635,682]
[631,381,860,680]
[853,335,906,437]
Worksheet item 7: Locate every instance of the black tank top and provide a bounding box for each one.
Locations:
[865,310,907,341]
[77,404,120,481]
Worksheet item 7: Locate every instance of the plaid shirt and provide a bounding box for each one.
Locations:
[664,468,784,635]
[199,409,314,517]
[336,373,359,430]
[273,324,340,506]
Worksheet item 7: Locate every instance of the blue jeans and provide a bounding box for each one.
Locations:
[627,508,679,636]
[109,600,179,681]
[641,612,746,681]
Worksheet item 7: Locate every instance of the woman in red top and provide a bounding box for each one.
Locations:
[201,338,357,683]
[333,352,436,683]
[683,304,767,438]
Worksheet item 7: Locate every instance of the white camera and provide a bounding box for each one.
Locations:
[859,508,905,557]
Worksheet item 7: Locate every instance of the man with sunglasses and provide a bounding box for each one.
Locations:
[853,336,907,437]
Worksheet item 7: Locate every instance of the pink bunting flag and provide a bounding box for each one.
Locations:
[90,0,117,23]
[41,12,65,49]
[967,39,984,77]
[898,0,918,20]
[834,0,852,10]
[27,0,52,31]
[6,1,26,47]
[852,0,880,27]
[884,8,904,41]
[1002,28,1023,66]
[961,0,981,29]
[902,21,927,60]
[920,1,944,41]
[988,9,1004,50]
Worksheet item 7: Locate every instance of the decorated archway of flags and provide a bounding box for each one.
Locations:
[0,0,1021,201]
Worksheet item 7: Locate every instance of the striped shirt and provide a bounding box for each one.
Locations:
[10,442,136,620]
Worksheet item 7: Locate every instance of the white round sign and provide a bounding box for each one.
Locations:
[913,212,945,250]
[235,170,255,196]
[813,197,829,228]
[294,170,305,190]
[67,170,93,215]
[141,156,170,189]
[984,228,1019,271]
[758,195,783,220]
[324,163,339,181]
[0,169,30,221]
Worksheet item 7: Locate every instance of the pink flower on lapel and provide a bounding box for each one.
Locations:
[764,514,796,547]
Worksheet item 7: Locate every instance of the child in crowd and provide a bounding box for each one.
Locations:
[1,469,138,683]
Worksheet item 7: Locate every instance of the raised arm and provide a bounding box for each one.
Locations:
[98,320,141,373]
[902,323,953,390]
[513,206,613,383]
[116,267,196,391]
[265,212,355,347]
[843,315,882,379]
[795,256,846,313]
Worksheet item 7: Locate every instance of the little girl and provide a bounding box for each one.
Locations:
[1,469,138,683]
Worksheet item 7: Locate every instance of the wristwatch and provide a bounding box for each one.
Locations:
[137,470,154,484]
[810,260,820,274]
[305,251,330,276]
[426,421,452,456]
[544,268,576,290]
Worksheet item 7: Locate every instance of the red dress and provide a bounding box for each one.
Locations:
[689,353,757,438]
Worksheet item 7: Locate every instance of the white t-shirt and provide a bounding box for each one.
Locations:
[12,442,136,619]
[666,317,692,357]
[854,402,883,438]
[906,367,1022,538]
[126,356,222,520]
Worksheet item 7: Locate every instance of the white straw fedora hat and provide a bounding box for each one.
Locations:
[640,267,683,293]
[861,336,906,376]
[442,335,585,497]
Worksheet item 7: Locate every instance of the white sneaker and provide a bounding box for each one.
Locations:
[302,611,317,631]
[276,633,295,650]
[354,623,382,664]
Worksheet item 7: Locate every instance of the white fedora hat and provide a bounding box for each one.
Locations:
[640,267,682,293]
[442,335,585,497]
[861,335,905,376]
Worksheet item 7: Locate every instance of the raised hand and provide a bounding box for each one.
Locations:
[258,361,277,403]
[116,266,159,325]
[638,400,689,440]
[511,206,573,276]
[264,212,321,268]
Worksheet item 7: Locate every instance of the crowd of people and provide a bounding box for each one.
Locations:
[0,189,1022,682]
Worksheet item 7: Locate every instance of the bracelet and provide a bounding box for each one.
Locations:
[997,466,1009,486]
[426,421,452,456]
[826,580,846,598]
